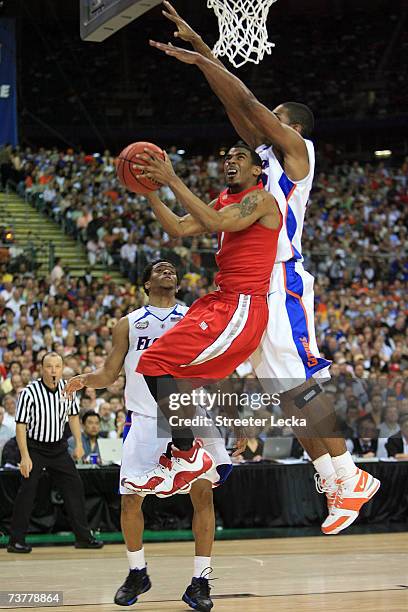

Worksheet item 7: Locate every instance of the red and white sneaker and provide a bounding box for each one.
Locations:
[321,468,381,535]
[121,454,173,494]
[314,473,337,513]
[155,439,215,498]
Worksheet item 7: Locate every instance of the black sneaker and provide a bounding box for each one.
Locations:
[182,577,213,612]
[75,537,104,549]
[7,541,32,554]
[114,567,151,606]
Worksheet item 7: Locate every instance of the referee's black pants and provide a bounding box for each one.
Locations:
[10,439,91,544]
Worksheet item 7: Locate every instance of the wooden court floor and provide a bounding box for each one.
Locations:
[1,533,408,611]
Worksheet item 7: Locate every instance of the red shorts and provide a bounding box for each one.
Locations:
[137,291,268,379]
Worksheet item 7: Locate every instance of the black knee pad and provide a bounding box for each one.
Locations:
[294,383,322,409]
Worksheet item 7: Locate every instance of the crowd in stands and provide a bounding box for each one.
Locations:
[0,143,407,465]
[18,2,407,134]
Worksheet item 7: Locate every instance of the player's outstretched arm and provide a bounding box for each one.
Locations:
[149,41,306,162]
[146,191,211,238]
[64,318,129,397]
[195,55,306,157]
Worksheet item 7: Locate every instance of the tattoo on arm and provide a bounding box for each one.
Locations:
[233,194,259,218]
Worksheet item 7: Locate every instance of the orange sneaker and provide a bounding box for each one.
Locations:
[321,468,381,535]
[314,473,337,513]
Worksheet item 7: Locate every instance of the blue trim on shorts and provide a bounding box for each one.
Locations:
[213,463,233,487]
[122,410,132,442]
[284,261,331,379]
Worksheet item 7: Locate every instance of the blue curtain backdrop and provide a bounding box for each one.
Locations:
[0,18,18,146]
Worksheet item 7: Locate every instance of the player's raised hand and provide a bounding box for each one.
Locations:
[134,149,177,186]
[64,374,87,399]
[162,1,199,44]
[149,40,200,65]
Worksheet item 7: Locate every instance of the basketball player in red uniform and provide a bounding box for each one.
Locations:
[124,143,281,496]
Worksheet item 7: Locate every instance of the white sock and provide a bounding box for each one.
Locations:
[331,451,357,480]
[194,556,211,578]
[312,453,336,482]
[127,547,145,570]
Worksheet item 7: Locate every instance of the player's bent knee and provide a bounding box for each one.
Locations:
[281,379,323,410]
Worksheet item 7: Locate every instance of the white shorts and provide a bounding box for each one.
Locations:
[251,260,331,392]
[120,407,232,496]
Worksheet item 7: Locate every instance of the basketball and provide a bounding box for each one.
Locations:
[115,141,164,194]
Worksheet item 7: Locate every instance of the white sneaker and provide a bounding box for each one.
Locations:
[321,468,381,535]
[314,473,337,513]
[155,439,215,498]
[121,454,173,494]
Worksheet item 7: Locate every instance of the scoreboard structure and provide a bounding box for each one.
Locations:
[80,0,161,42]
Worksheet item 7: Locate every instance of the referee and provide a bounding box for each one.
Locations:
[7,352,104,553]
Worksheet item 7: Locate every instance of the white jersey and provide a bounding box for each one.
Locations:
[124,303,188,417]
[256,138,315,263]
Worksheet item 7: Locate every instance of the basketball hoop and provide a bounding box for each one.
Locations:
[207,0,278,68]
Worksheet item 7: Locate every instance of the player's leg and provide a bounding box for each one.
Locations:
[121,493,144,552]
[278,378,350,515]
[182,479,215,612]
[290,266,381,532]
[252,262,380,532]
[115,412,162,605]
[182,426,231,612]
[251,266,342,477]
[191,479,215,559]
[114,493,152,606]
[122,373,215,497]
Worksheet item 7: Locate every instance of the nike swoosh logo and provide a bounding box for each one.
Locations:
[355,470,369,493]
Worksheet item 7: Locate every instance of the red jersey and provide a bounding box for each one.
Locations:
[214,183,281,295]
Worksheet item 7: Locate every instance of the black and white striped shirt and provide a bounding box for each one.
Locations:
[15,379,80,443]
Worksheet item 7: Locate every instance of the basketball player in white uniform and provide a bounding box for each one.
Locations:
[149,1,381,535]
[65,260,231,610]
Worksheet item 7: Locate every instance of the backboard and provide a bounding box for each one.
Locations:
[80,0,162,42]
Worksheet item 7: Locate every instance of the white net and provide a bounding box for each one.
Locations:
[207,0,278,69]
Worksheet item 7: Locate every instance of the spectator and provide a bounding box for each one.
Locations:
[367,393,384,427]
[69,410,102,463]
[386,415,408,460]
[341,401,361,439]
[7,287,26,316]
[0,143,13,191]
[50,257,64,284]
[1,436,20,467]
[109,408,127,439]
[99,402,115,436]
[2,395,17,433]
[234,426,264,463]
[0,405,14,462]
[347,416,379,458]
[378,403,400,439]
